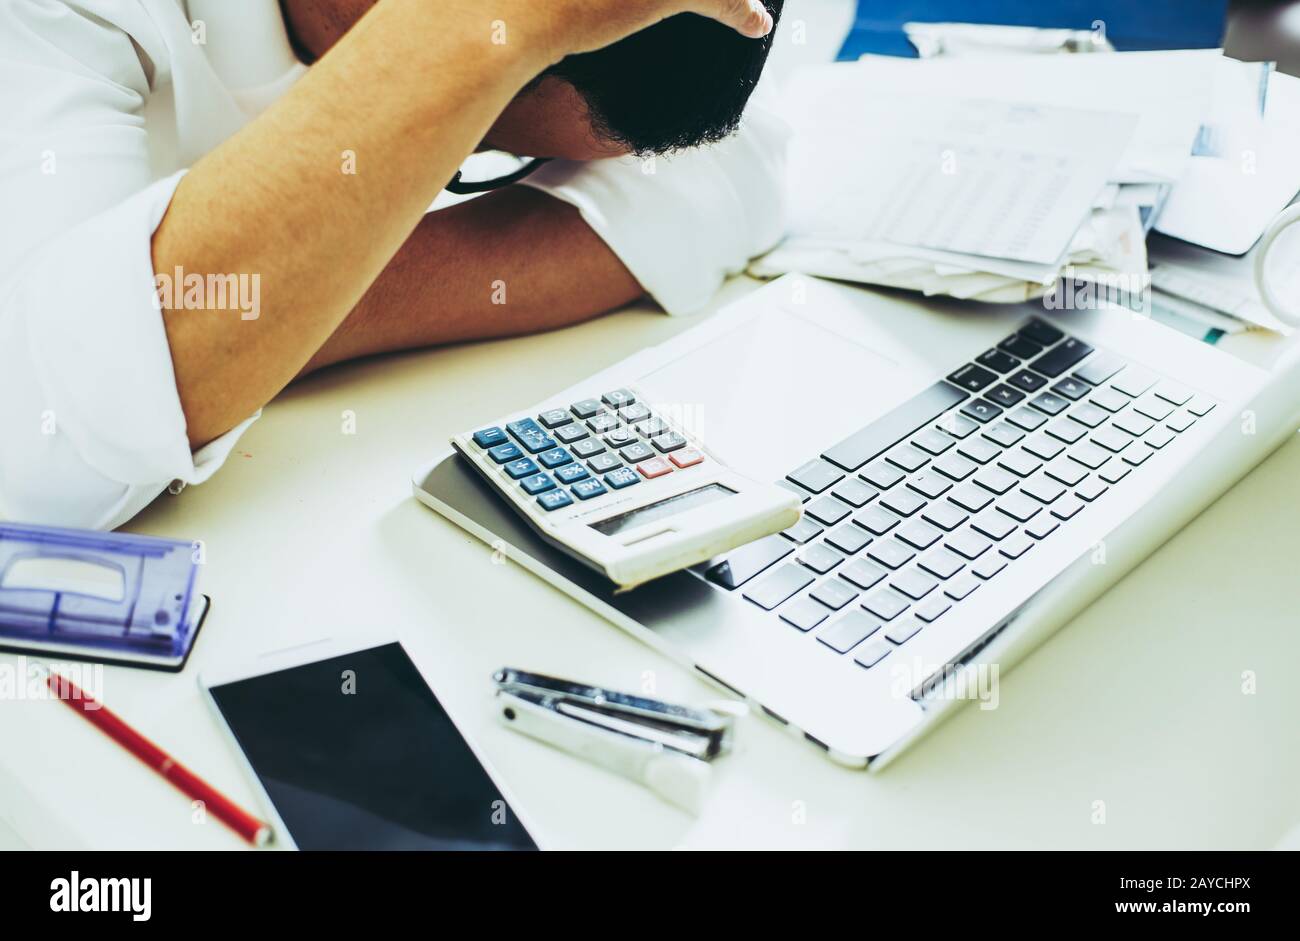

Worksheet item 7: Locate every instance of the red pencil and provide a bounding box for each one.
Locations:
[46,670,272,847]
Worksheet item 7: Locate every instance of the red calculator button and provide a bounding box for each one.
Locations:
[669,448,704,469]
[637,457,674,479]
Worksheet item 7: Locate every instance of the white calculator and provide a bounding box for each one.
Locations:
[450,386,801,589]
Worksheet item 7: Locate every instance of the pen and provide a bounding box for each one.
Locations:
[45,670,272,847]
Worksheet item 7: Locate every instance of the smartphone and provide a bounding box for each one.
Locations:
[201,636,539,850]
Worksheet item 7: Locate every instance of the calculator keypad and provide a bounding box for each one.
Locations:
[470,391,707,512]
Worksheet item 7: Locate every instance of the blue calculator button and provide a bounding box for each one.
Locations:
[504,458,539,479]
[473,426,508,448]
[537,489,574,512]
[538,447,573,469]
[572,478,607,500]
[506,418,556,454]
[520,473,556,495]
[604,467,640,489]
[554,463,590,485]
[487,442,522,463]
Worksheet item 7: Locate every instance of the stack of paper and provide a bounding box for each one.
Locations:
[752,50,1221,303]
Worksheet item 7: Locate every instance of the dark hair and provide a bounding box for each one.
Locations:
[545,2,783,156]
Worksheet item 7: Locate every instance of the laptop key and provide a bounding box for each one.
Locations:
[1051,376,1090,400]
[1019,319,1065,345]
[977,349,1020,373]
[779,597,829,632]
[787,458,844,494]
[971,511,1016,541]
[863,588,910,621]
[853,638,893,669]
[936,412,980,439]
[1112,412,1155,437]
[1145,427,1176,449]
[986,384,1026,408]
[948,363,999,392]
[861,461,906,490]
[1070,403,1109,428]
[998,335,1043,359]
[933,453,979,481]
[703,534,794,589]
[1045,417,1088,444]
[880,490,926,517]
[999,533,1035,559]
[912,427,956,455]
[798,543,845,575]
[811,578,860,611]
[1044,457,1088,487]
[919,548,966,579]
[913,596,952,623]
[1007,370,1047,393]
[1111,367,1157,397]
[897,519,942,550]
[1022,476,1066,504]
[973,467,1017,495]
[1091,427,1131,453]
[1122,447,1153,467]
[983,421,1025,448]
[1069,442,1111,470]
[1073,353,1125,386]
[1023,434,1065,461]
[886,445,931,473]
[957,437,1001,464]
[1025,515,1060,539]
[891,568,938,600]
[946,529,992,560]
[782,517,824,544]
[805,496,852,527]
[839,558,888,591]
[1030,391,1070,416]
[1186,394,1216,416]
[885,617,924,643]
[922,501,969,531]
[997,492,1042,522]
[1006,406,1048,431]
[1076,478,1108,502]
[944,573,980,601]
[1098,463,1131,485]
[1166,411,1195,432]
[868,539,916,570]
[831,477,878,507]
[1153,380,1193,405]
[1050,495,1085,520]
[949,483,994,513]
[908,472,952,500]
[1089,387,1130,413]
[1030,337,1093,378]
[854,506,901,535]
[826,524,873,555]
[997,450,1042,478]
[743,563,815,610]
[972,555,1007,579]
[960,399,1003,423]
[823,381,969,472]
[818,611,879,653]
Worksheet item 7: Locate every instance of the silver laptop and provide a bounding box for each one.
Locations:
[414,275,1292,768]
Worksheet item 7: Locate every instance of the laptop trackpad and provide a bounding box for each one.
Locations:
[635,308,910,483]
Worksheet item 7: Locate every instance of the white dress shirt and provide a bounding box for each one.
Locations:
[0,0,788,531]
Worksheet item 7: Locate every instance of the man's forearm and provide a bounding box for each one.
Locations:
[302,188,644,374]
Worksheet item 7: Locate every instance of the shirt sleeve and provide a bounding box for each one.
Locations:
[522,96,792,316]
[0,0,259,531]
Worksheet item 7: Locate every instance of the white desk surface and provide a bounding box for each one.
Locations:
[2,273,1298,851]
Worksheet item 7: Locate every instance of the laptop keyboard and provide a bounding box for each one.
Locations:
[700,318,1218,672]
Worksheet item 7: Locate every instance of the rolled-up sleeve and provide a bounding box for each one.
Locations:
[0,0,258,530]
[522,97,791,316]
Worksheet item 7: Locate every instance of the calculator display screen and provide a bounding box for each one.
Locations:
[590,484,735,537]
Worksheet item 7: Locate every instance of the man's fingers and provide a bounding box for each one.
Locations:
[696,0,773,39]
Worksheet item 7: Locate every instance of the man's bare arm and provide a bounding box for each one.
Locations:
[303,188,643,374]
[151,0,772,449]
